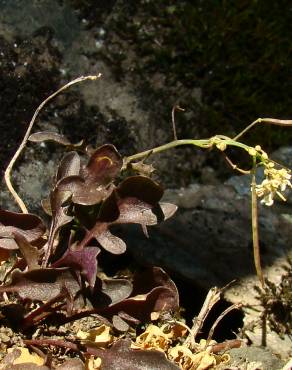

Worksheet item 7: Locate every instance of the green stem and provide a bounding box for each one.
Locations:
[124,139,210,166]
[123,136,255,167]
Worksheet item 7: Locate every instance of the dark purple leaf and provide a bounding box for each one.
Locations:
[112,314,130,332]
[0,268,81,302]
[29,131,72,145]
[83,223,126,254]
[117,176,163,204]
[43,145,121,261]
[29,131,84,151]
[70,179,114,206]
[92,276,133,308]
[90,339,180,370]
[56,151,80,182]
[117,311,140,326]
[0,210,46,250]
[132,267,179,300]
[56,358,84,370]
[92,268,179,323]
[52,246,100,288]
[52,144,122,206]
[115,198,177,226]
[101,277,133,305]
[79,190,177,254]
[98,286,178,323]
[1,363,49,370]
[44,187,74,263]
[81,144,122,186]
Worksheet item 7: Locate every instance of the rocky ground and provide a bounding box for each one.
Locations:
[0,1,291,369]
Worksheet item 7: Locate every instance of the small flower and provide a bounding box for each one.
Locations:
[248,145,269,161]
[254,163,292,206]
[216,142,227,151]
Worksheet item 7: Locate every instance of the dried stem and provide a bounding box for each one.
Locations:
[233,117,292,141]
[24,338,100,356]
[210,339,242,353]
[251,159,265,286]
[22,292,67,330]
[223,153,251,174]
[184,287,221,349]
[171,104,185,140]
[206,303,242,344]
[4,74,101,213]
[24,338,80,352]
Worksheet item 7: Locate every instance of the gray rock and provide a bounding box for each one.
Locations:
[228,346,284,370]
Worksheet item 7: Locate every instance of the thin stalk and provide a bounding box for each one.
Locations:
[251,159,264,286]
[123,139,210,167]
[123,136,254,168]
[233,117,292,141]
[233,119,260,141]
[4,74,101,213]
[184,287,221,349]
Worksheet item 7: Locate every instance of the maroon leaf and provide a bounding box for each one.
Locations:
[98,286,178,324]
[43,145,122,262]
[93,268,179,323]
[78,178,177,254]
[0,210,46,250]
[101,277,133,305]
[55,151,80,181]
[132,267,179,300]
[69,144,122,206]
[29,131,72,145]
[0,268,81,302]
[51,144,122,206]
[52,246,100,288]
[81,144,122,186]
[43,188,73,264]
[1,365,49,370]
[116,198,177,227]
[84,223,127,254]
[56,358,84,370]
[117,176,163,204]
[90,339,180,370]
[29,131,84,151]
[43,184,74,265]
[67,176,114,206]
[92,276,133,308]
[112,314,130,332]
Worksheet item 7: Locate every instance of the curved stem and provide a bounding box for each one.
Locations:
[233,119,261,141]
[233,117,292,141]
[4,74,101,213]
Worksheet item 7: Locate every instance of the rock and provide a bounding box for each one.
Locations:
[228,346,284,370]
[129,181,292,287]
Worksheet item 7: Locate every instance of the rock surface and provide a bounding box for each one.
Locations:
[0,0,291,364]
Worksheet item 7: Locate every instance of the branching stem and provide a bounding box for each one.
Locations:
[184,287,221,349]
